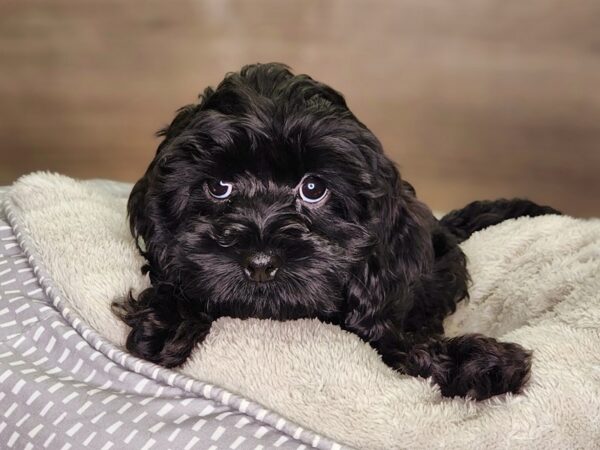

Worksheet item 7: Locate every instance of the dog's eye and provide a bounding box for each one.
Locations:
[207,180,233,199]
[299,176,327,203]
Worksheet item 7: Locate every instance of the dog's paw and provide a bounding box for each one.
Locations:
[406,334,532,400]
[112,289,213,368]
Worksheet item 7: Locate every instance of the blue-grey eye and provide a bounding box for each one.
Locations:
[299,176,327,203]
[207,180,233,199]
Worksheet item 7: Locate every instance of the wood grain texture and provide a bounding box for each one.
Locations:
[0,0,599,215]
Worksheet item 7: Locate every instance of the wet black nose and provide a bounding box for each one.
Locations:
[242,252,282,282]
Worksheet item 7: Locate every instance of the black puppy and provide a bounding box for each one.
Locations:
[114,63,559,400]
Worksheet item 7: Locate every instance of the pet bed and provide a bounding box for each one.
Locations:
[1,172,599,449]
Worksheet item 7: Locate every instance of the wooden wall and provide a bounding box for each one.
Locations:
[1,0,599,215]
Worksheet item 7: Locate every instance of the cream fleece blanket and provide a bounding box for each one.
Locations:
[6,173,600,449]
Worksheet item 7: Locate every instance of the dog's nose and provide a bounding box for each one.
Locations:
[242,252,282,282]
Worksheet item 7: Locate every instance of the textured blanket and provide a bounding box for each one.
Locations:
[5,172,600,449]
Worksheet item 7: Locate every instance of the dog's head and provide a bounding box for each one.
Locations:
[130,63,433,335]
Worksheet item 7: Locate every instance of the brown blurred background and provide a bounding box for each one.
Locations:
[0,0,599,215]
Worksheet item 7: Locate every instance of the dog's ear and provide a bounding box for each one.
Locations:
[343,155,434,341]
[128,97,208,279]
[128,168,161,278]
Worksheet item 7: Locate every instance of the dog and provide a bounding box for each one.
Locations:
[113,63,559,400]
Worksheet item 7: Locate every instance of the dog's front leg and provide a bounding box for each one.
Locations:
[385,332,532,400]
[112,286,213,368]
[347,322,532,400]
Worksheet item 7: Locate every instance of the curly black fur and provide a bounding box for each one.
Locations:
[441,199,561,243]
[113,63,559,400]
